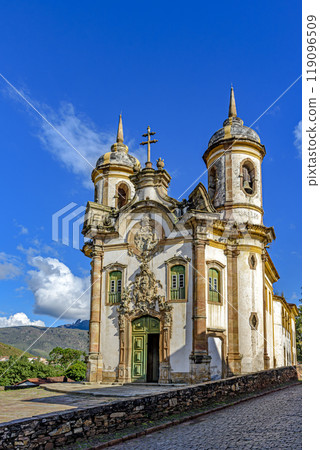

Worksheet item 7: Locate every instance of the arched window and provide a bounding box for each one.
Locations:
[241,160,255,195]
[108,270,122,304]
[170,265,185,300]
[208,268,220,302]
[116,183,130,209]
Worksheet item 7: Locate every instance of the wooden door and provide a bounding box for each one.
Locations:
[132,335,146,381]
[131,316,160,382]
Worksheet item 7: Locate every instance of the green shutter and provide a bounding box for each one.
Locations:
[208,268,219,302]
[109,271,122,304]
[170,265,185,300]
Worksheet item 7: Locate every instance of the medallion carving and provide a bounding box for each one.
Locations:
[127,215,164,261]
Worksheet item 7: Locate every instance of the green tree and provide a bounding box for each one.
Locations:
[48,347,86,369]
[296,299,302,363]
[0,356,63,386]
[65,361,87,381]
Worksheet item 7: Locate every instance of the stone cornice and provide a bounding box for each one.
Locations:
[203,138,266,166]
[265,250,280,282]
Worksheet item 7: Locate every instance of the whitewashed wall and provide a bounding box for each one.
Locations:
[237,250,264,373]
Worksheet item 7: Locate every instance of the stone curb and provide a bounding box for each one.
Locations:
[90,382,301,449]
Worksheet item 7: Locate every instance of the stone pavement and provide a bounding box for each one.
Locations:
[115,384,302,449]
[0,383,181,423]
[41,382,182,397]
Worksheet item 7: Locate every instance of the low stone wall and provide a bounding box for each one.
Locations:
[0,366,298,449]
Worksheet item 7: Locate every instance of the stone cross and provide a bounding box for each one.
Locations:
[140,126,158,168]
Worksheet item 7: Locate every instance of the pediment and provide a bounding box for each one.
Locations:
[188,183,216,213]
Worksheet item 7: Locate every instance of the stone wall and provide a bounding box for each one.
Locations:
[0,366,298,449]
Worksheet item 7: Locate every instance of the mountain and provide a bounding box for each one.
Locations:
[57,319,90,330]
[0,326,89,358]
[0,342,34,358]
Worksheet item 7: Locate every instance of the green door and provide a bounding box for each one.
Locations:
[132,316,160,382]
[132,335,146,380]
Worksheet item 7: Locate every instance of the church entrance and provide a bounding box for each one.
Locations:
[132,316,160,382]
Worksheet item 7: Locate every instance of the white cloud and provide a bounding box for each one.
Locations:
[0,252,22,280]
[2,83,145,188]
[0,312,45,328]
[27,256,90,320]
[17,244,39,259]
[17,240,58,260]
[16,224,28,235]
[37,103,115,188]
[294,120,302,157]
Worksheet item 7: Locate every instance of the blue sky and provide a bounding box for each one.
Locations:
[0,0,301,326]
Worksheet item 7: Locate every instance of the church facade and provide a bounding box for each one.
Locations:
[82,88,298,384]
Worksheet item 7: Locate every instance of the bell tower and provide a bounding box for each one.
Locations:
[203,87,266,225]
[92,115,140,209]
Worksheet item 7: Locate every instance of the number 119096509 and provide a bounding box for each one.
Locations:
[306,15,317,82]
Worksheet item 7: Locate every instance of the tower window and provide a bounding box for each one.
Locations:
[241,160,256,195]
[170,265,186,300]
[108,271,122,304]
[116,183,130,208]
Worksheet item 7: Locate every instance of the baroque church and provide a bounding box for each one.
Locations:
[82,88,298,384]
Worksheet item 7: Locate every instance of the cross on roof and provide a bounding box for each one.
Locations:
[140,126,158,168]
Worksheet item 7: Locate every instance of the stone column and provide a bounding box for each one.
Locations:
[190,220,211,383]
[224,245,242,376]
[117,315,129,383]
[87,249,103,382]
[192,239,208,354]
[261,252,270,369]
[159,313,171,384]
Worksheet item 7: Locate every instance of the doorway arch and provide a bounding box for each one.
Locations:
[132,316,160,382]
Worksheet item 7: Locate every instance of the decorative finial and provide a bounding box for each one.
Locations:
[117,114,124,144]
[156,157,165,170]
[140,126,158,168]
[110,114,128,153]
[228,85,237,118]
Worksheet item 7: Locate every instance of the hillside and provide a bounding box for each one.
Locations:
[0,342,34,358]
[0,326,89,358]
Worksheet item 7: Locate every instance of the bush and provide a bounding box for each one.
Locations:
[65,361,87,381]
[0,356,64,386]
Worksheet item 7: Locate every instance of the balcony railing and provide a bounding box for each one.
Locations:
[108,292,121,304]
[170,287,185,300]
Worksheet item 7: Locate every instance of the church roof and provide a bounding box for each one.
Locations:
[208,87,261,148]
[95,115,141,169]
[96,150,139,169]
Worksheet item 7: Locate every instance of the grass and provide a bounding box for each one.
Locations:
[0,342,34,358]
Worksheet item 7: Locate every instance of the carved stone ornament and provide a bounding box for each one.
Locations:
[117,261,172,325]
[133,216,159,261]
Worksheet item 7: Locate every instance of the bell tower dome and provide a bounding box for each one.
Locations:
[92,115,141,208]
[203,87,266,225]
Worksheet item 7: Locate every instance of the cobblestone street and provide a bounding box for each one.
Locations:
[115,385,302,450]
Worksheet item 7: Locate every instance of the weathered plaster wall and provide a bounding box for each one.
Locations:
[265,279,275,367]
[272,300,293,367]
[205,245,228,331]
[208,336,223,379]
[237,250,264,373]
